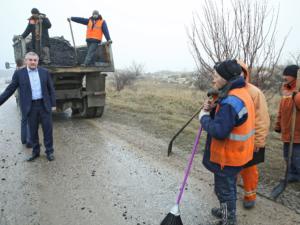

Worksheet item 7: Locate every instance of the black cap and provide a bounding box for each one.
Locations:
[283,65,299,78]
[31,8,39,14]
[92,10,99,15]
[214,59,242,81]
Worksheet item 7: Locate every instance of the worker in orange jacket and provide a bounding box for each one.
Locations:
[200,59,255,225]
[68,10,112,66]
[238,61,270,209]
[275,65,300,182]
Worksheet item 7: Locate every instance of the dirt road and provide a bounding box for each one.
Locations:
[0,81,299,225]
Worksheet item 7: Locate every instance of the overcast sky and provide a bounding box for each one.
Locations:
[0,0,299,72]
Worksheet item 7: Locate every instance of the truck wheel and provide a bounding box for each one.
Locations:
[94,106,104,118]
[71,108,80,116]
[80,98,95,118]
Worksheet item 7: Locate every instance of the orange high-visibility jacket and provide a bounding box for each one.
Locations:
[86,19,104,41]
[238,61,270,148]
[275,80,300,143]
[210,88,255,167]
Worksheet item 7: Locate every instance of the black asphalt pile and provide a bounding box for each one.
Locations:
[48,37,77,66]
[26,36,87,66]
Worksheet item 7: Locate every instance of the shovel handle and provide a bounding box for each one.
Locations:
[167,108,202,156]
[68,19,78,60]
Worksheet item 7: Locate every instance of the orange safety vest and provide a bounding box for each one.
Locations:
[86,19,104,41]
[210,88,255,167]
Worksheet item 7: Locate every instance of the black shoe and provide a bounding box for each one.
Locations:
[211,207,223,219]
[27,153,40,162]
[46,154,55,161]
[26,143,32,148]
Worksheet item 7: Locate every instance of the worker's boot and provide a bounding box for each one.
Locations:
[211,206,223,218]
[217,203,237,225]
[243,199,256,209]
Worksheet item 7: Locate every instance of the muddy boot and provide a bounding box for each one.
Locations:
[217,203,237,225]
[211,207,223,218]
[243,200,256,209]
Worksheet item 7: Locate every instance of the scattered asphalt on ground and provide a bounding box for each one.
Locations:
[0,83,300,225]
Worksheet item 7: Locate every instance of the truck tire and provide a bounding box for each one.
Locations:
[94,106,104,118]
[80,98,96,118]
[71,108,80,116]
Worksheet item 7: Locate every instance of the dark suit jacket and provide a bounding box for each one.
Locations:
[0,67,56,117]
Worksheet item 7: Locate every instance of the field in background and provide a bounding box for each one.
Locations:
[105,77,300,213]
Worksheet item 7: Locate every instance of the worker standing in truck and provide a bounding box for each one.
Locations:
[19,8,52,64]
[68,10,112,66]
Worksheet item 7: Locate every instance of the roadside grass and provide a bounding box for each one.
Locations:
[105,78,207,153]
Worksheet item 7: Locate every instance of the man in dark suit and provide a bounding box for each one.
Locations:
[0,52,56,161]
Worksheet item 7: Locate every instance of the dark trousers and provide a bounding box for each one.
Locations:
[21,116,31,145]
[283,143,300,180]
[28,100,54,155]
[84,42,99,65]
[214,170,240,214]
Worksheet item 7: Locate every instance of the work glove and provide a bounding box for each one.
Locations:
[198,109,209,121]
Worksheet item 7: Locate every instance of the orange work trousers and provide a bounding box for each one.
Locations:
[240,165,258,202]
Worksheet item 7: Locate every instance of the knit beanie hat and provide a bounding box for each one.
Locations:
[283,65,299,78]
[31,8,39,14]
[214,59,242,81]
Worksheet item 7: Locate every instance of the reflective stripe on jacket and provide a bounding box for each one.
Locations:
[210,88,255,167]
[86,19,104,41]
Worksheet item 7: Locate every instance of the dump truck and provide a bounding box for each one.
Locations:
[10,36,114,118]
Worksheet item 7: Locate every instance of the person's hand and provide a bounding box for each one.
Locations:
[13,35,22,42]
[67,17,71,22]
[52,107,56,112]
[107,40,113,45]
[203,99,216,112]
[39,14,45,19]
[198,109,209,121]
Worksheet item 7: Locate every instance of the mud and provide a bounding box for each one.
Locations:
[0,78,300,225]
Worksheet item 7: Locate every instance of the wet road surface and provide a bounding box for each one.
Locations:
[0,80,299,225]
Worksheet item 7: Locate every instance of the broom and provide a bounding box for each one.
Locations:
[161,126,203,225]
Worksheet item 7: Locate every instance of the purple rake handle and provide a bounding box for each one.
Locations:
[176,126,203,204]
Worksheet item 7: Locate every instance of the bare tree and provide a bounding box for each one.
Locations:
[113,61,144,91]
[188,0,289,90]
[288,52,300,65]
